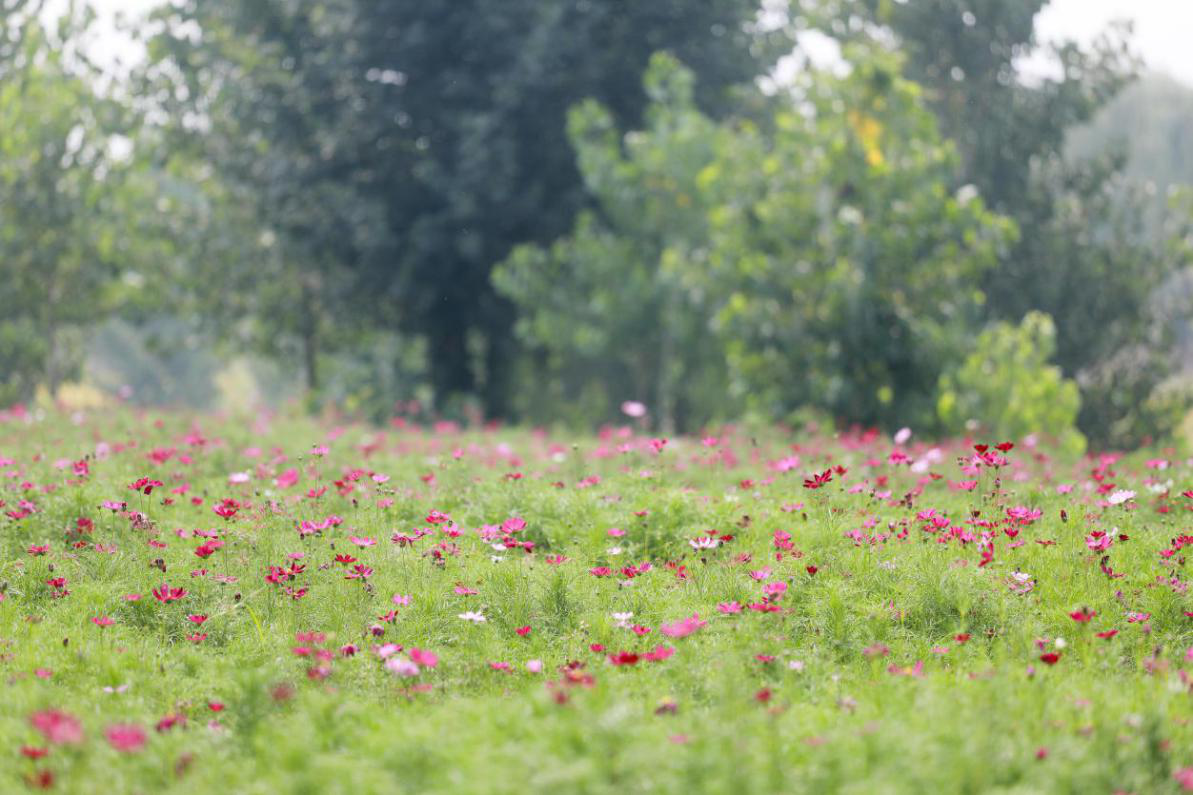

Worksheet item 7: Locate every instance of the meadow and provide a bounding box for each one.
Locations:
[2,406,1193,794]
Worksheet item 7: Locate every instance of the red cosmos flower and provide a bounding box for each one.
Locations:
[515,626,532,637]
[1069,608,1097,623]
[754,688,773,703]
[1039,652,1061,665]
[425,510,450,524]
[155,713,185,733]
[608,651,640,666]
[803,469,833,489]
[105,724,147,753]
[995,442,1015,452]
[186,614,208,625]
[208,701,225,712]
[194,540,224,559]
[29,710,83,745]
[344,564,373,580]
[20,746,48,759]
[26,770,54,790]
[333,553,358,564]
[1096,629,1119,639]
[806,565,818,576]
[954,633,971,644]
[152,583,187,603]
[129,477,164,495]
[588,566,613,577]
[27,544,48,556]
[212,498,240,519]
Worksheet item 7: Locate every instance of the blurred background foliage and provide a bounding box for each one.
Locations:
[2,0,1193,448]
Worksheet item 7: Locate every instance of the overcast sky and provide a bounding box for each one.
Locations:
[1035,0,1193,85]
[78,0,1193,88]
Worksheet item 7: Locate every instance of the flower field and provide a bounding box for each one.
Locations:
[2,408,1193,793]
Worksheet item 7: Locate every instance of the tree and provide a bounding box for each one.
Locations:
[495,54,734,431]
[812,0,1184,445]
[145,0,783,418]
[0,13,140,404]
[703,47,1012,428]
[142,0,388,397]
[937,311,1084,453]
[498,50,1011,431]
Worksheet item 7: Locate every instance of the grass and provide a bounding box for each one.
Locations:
[1,408,1192,793]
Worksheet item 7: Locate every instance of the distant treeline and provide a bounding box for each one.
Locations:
[1,0,1191,448]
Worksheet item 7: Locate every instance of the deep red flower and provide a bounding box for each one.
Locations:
[803,469,833,489]
[129,477,164,495]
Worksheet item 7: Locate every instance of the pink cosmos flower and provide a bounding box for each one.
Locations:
[386,658,420,677]
[762,581,788,600]
[105,724,147,753]
[275,468,299,488]
[660,614,708,638]
[30,710,83,745]
[152,583,187,603]
[620,400,647,418]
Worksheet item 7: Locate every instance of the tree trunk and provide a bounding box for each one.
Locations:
[300,281,320,394]
[427,320,474,413]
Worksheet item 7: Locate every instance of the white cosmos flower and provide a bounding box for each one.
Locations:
[458,611,486,623]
